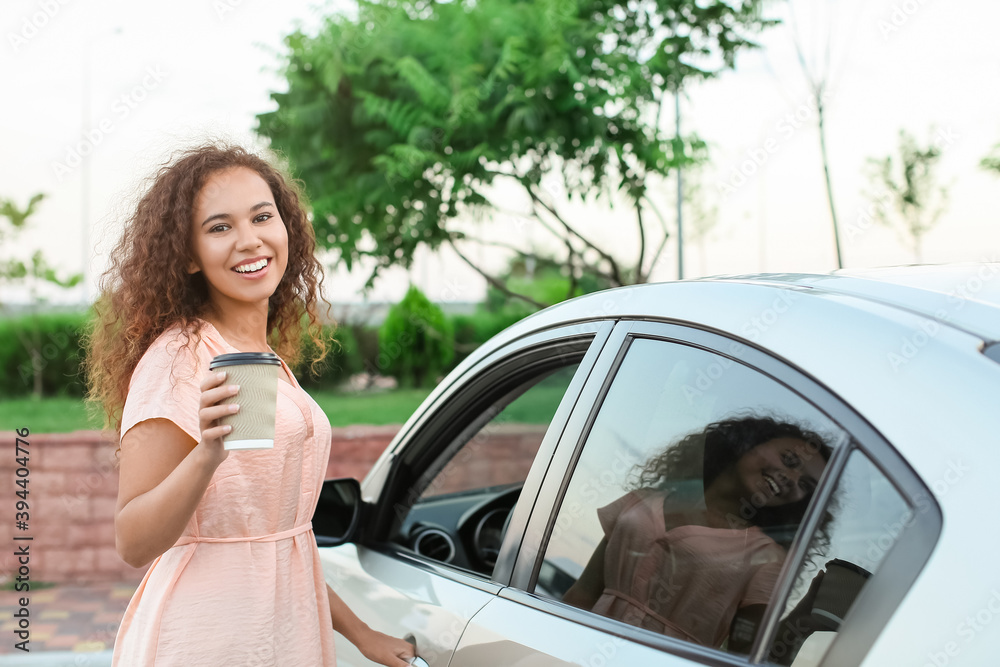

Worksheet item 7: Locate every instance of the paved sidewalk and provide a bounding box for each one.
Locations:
[0,650,111,666]
[0,582,136,665]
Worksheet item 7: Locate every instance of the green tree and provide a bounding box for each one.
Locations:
[1,194,82,296]
[258,0,775,306]
[865,130,948,264]
[1,193,83,398]
[378,285,454,387]
[484,252,612,314]
[981,143,1000,174]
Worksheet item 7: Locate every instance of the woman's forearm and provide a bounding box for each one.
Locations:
[326,583,371,645]
[116,444,220,567]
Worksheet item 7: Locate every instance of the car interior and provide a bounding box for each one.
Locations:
[386,362,582,577]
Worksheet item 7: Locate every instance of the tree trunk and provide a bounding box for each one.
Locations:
[817,101,844,270]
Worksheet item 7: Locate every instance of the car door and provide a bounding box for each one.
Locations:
[317,322,614,666]
[450,321,938,666]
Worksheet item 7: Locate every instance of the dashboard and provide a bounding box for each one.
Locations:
[394,483,523,575]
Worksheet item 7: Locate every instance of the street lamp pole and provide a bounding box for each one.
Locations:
[79,27,122,306]
[675,85,684,281]
[81,43,91,304]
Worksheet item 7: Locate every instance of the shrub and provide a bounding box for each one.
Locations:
[296,323,365,390]
[450,308,529,367]
[0,311,88,398]
[352,324,381,374]
[378,286,454,387]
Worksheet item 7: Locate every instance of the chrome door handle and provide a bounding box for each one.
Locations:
[404,634,429,667]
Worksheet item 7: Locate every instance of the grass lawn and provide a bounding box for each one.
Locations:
[0,388,435,434]
[0,396,103,434]
[312,388,433,427]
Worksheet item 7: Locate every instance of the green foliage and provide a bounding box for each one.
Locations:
[378,285,455,387]
[981,144,1000,174]
[0,395,102,433]
[453,255,612,366]
[451,310,526,344]
[0,193,45,238]
[293,322,382,389]
[1,194,82,296]
[296,323,365,390]
[450,253,608,366]
[258,0,774,298]
[0,311,89,398]
[865,129,949,262]
[0,389,435,433]
[484,255,611,313]
[316,388,432,426]
[450,307,528,367]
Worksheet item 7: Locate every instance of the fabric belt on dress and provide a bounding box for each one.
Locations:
[172,521,313,547]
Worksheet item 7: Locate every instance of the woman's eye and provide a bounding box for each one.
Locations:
[209,224,230,233]
[254,212,273,223]
[782,451,801,468]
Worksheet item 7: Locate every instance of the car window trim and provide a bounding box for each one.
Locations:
[364,321,615,589]
[748,436,853,661]
[492,321,616,586]
[361,545,507,596]
[510,320,635,591]
[496,587,753,667]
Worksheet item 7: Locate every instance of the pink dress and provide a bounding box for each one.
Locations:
[112,321,336,666]
[593,488,786,647]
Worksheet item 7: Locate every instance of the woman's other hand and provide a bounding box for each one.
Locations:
[357,629,417,667]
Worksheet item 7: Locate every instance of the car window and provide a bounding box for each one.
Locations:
[768,449,910,666]
[391,362,582,576]
[533,337,847,656]
[416,366,578,500]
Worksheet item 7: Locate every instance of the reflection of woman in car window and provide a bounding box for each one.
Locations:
[561,416,832,653]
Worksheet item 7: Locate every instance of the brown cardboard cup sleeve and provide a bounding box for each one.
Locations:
[209,352,280,450]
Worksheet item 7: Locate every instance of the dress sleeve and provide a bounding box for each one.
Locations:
[596,490,646,538]
[121,331,207,444]
[740,541,787,608]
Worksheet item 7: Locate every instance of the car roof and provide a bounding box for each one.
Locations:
[716,263,1000,341]
[407,263,998,483]
[505,263,1000,345]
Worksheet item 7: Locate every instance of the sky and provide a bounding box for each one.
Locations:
[2,0,999,308]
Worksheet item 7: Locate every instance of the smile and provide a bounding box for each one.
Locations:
[233,258,270,274]
[762,473,781,496]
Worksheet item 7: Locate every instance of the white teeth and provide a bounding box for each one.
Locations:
[234,258,268,273]
[764,474,780,495]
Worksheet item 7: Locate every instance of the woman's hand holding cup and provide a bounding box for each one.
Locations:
[196,370,239,467]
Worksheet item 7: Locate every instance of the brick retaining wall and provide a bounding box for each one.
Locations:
[0,427,399,585]
[0,423,544,585]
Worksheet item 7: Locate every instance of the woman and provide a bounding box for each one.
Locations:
[561,416,832,654]
[86,143,415,666]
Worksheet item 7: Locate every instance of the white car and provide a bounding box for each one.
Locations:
[314,264,1000,667]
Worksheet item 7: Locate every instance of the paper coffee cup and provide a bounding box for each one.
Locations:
[810,558,871,629]
[209,352,280,450]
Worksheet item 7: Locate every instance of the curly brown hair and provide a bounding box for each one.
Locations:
[84,143,329,441]
[628,414,837,551]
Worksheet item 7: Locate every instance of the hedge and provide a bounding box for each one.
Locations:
[0,305,528,398]
[0,311,89,398]
[296,323,366,390]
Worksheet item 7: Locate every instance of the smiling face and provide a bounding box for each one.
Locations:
[735,437,827,508]
[188,167,288,312]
